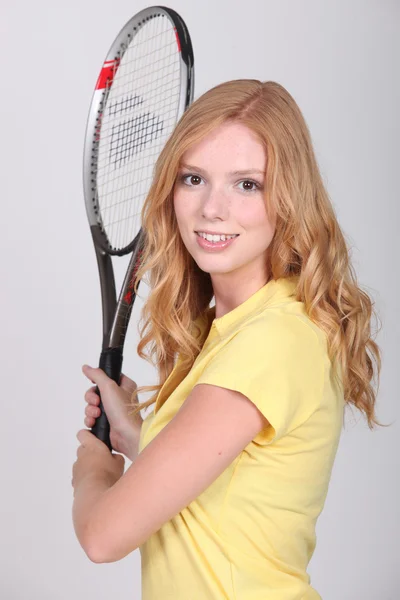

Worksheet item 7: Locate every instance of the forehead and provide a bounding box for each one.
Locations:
[180,121,266,170]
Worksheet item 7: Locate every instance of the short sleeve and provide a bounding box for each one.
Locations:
[195,315,324,445]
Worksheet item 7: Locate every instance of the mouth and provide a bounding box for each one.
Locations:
[195,231,240,239]
[194,230,240,250]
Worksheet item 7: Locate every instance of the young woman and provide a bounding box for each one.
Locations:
[72,80,382,599]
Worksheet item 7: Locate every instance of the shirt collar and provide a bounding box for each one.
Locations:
[194,275,300,340]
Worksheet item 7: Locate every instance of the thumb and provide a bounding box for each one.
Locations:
[82,364,115,391]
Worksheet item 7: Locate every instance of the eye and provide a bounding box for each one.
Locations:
[237,179,262,193]
[179,173,204,187]
[178,174,262,192]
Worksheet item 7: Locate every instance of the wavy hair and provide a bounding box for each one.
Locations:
[127,79,382,429]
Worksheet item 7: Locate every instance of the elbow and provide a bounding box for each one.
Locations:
[85,541,117,564]
[80,526,111,564]
[83,535,106,564]
[83,532,120,564]
[84,534,136,564]
[86,548,134,564]
[86,549,104,564]
[80,513,139,563]
[74,523,108,563]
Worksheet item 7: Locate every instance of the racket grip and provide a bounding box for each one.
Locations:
[91,347,123,452]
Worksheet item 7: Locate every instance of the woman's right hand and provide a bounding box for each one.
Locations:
[83,371,143,461]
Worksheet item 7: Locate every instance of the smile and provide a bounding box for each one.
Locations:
[195,231,239,242]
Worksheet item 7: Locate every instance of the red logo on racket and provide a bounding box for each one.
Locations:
[96,58,121,90]
[123,249,144,304]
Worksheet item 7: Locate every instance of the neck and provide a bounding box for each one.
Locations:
[211,271,271,319]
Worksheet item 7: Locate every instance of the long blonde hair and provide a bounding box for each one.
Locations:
[128,79,382,429]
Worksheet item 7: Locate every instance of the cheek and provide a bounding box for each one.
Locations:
[173,190,190,223]
[239,198,273,233]
[173,193,184,228]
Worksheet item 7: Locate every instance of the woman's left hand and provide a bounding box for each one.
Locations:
[72,429,125,492]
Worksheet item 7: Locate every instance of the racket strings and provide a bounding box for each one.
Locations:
[107,94,143,118]
[96,16,182,251]
[96,88,180,153]
[98,162,169,197]
[109,113,164,167]
[96,54,180,150]
[103,40,178,84]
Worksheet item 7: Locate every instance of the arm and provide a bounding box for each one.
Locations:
[83,382,269,563]
[72,427,141,559]
[72,474,114,561]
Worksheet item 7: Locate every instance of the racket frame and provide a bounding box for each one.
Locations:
[83,5,194,256]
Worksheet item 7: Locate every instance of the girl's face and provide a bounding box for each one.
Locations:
[173,121,276,286]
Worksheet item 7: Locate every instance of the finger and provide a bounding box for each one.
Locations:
[84,416,95,428]
[120,373,137,388]
[84,389,100,406]
[85,405,101,418]
[85,385,97,396]
[82,365,114,391]
[77,428,96,445]
[120,373,133,385]
[120,374,138,394]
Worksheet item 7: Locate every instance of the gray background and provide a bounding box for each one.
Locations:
[1,0,398,598]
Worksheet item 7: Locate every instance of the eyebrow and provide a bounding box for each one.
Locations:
[179,163,266,177]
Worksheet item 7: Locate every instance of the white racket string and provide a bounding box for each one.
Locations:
[96,15,181,251]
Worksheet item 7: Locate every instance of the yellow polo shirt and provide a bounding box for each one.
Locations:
[138,275,344,599]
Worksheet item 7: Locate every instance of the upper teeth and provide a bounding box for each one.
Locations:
[197,232,238,242]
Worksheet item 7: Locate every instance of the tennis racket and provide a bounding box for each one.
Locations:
[82,6,194,452]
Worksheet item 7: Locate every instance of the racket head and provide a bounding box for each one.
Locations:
[82,5,194,257]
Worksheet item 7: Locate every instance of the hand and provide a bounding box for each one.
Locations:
[72,429,125,491]
[82,365,143,461]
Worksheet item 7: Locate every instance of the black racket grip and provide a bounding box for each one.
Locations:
[90,347,123,452]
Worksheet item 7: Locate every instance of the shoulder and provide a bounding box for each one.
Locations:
[196,310,326,445]
[200,309,326,398]
[226,309,324,361]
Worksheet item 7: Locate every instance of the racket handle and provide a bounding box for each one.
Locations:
[91,347,123,452]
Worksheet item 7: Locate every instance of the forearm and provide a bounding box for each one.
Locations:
[72,474,113,557]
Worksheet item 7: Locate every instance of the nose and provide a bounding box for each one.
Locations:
[201,187,228,221]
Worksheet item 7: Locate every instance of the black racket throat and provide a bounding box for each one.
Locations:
[92,230,143,351]
[90,224,139,257]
